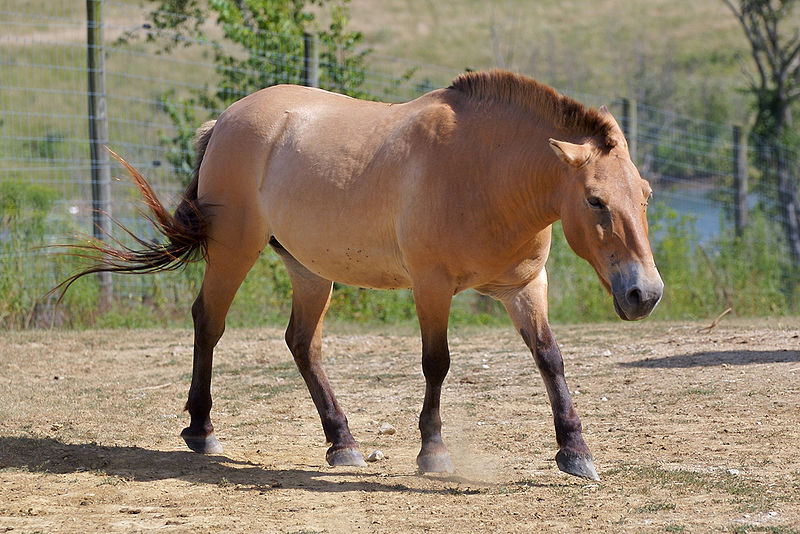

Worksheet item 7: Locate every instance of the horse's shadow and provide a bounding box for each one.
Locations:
[0,436,492,494]
[619,349,800,369]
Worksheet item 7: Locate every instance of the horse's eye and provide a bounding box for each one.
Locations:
[587,196,607,210]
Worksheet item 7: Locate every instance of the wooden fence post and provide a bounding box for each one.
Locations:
[732,125,748,236]
[87,0,112,309]
[621,98,638,163]
[302,32,319,88]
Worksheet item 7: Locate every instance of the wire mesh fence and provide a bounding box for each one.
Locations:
[1,0,797,325]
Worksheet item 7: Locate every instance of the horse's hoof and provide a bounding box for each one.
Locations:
[181,429,223,454]
[555,449,599,481]
[326,447,367,467]
[416,452,455,474]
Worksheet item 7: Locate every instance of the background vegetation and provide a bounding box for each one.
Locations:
[0,0,798,329]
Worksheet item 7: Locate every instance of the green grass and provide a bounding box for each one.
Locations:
[607,462,795,517]
[636,501,677,513]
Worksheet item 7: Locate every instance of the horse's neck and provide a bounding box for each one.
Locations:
[488,136,565,234]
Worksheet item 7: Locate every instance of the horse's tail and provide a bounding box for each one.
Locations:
[52,120,218,300]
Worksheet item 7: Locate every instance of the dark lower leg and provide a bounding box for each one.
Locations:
[181,294,225,453]
[416,330,453,472]
[298,371,361,464]
[523,324,598,479]
[527,326,589,455]
[419,346,449,455]
[286,314,361,463]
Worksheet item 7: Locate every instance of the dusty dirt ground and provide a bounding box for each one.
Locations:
[1,318,799,533]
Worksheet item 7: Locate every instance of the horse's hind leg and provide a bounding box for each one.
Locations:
[273,241,366,467]
[182,244,261,454]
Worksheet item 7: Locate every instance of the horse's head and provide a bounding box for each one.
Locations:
[549,109,663,321]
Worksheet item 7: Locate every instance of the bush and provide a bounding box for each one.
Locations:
[0,181,97,327]
[646,203,798,319]
[710,210,799,316]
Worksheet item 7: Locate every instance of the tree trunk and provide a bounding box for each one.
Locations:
[776,156,800,262]
[773,110,800,262]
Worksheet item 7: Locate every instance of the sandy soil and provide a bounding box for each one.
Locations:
[1,318,799,533]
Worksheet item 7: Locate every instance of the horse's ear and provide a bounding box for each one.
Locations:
[548,138,592,169]
[598,105,610,114]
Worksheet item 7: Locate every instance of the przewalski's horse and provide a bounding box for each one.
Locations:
[58,70,663,480]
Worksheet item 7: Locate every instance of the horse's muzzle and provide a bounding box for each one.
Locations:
[611,264,664,321]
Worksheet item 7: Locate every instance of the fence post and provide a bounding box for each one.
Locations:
[87,0,112,309]
[302,32,319,88]
[620,98,638,163]
[732,125,748,236]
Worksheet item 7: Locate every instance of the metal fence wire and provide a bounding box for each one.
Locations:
[0,0,796,318]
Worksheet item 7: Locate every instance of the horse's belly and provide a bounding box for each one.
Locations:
[263,167,412,289]
[282,241,412,290]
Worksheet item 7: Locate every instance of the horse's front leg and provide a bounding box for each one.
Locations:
[500,269,599,480]
[413,277,455,473]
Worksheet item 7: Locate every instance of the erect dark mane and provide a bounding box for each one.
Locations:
[448,70,616,148]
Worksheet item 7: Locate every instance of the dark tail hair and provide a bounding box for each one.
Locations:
[52,120,217,300]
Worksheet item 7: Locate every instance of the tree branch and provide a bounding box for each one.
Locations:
[781,31,800,74]
[724,0,770,89]
[763,3,782,62]
[746,7,778,70]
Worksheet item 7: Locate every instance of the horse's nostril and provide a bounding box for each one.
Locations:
[626,287,642,308]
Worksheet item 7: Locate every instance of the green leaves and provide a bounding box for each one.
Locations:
[147,0,368,104]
